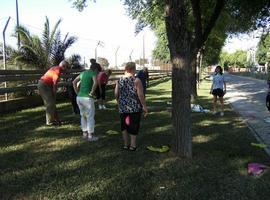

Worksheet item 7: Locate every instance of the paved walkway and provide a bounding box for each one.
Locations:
[225,73,270,156]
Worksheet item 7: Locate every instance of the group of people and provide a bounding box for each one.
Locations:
[38,59,149,150]
[38,59,227,150]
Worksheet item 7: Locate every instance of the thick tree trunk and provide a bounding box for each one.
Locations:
[171,55,192,158]
[164,0,224,158]
[165,0,193,158]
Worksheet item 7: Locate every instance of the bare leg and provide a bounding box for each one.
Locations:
[213,95,217,113]
[98,99,102,108]
[130,134,137,148]
[122,130,129,147]
[219,96,224,112]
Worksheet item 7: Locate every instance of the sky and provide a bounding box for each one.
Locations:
[223,31,261,53]
[0,0,156,67]
[0,0,261,67]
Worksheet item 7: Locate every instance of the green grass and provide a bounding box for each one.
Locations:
[1,78,270,200]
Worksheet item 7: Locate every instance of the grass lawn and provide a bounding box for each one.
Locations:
[1,78,270,200]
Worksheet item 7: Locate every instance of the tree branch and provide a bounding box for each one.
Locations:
[199,0,225,49]
[191,0,203,44]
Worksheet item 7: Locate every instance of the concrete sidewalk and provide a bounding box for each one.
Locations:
[225,74,270,156]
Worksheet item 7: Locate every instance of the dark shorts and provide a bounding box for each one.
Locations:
[212,88,224,97]
[120,112,141,135]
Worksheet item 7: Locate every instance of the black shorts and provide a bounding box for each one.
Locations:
[120,112,141,135]
[212,88,224,97]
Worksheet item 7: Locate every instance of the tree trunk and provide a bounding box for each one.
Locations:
[171,54,192,158]
[190,55,197,101]
[165,0,193,158]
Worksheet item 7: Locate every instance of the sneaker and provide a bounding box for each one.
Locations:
[98,105,103,110]
[82,131,88,139]
[102,105,106,109]
[87,135,99,141]
[220,112,224,116]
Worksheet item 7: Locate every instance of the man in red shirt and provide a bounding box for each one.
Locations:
[38,60,69,125]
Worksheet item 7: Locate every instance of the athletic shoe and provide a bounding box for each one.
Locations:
[87,136,99,141]
[102,105,106,109]
[98,105,103,110]
[82,132,88,139]
[220,112,224,116]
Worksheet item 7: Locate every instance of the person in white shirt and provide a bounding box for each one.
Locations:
[210,65,226,116]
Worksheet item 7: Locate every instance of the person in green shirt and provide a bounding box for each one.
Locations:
[73,64,98,141]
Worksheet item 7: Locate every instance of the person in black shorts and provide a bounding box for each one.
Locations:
[115,62,148,151]
[210,65,226,116]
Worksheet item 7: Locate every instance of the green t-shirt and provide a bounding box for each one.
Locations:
[78,70,96,97]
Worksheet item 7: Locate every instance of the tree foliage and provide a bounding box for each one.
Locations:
[68,54,82,69]
[11,17,77,69]
[219,50,248,68]
[256,32,270,65]
[70,0,270,158]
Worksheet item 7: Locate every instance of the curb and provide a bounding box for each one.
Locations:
[229,102,270,157]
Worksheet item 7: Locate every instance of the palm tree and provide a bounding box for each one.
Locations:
[68,54,82,69]
[12,17,77,69]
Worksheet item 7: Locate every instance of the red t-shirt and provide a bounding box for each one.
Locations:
[97,72,109,84]
[40,66,61,86]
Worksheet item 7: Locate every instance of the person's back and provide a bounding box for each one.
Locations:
[78,70,96,97]
[118,76,142,113]
[136,70,147,94]
[40,66,61,85]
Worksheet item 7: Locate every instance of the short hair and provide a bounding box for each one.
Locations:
[59,60,69,68]
[106,69,112,75]
[90,59,96,64]
[143,67,148,72]
[125,62,136,72]
[90,63,97,71]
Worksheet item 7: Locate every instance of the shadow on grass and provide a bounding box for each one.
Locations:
[1,78,270,199]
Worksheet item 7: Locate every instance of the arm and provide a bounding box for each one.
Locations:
[135,78,148,117]
[223,80,227,94]
[72,75,81,94]
[210,81,213,94]
[90,76,97,96]
[114,80,119,103]
[52,74,59,96]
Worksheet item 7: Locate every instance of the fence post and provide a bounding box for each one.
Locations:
[2,17,11,101]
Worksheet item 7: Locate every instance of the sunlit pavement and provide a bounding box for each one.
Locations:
[225,73,270,156]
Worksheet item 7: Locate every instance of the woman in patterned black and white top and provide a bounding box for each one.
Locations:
[115,62,148,151]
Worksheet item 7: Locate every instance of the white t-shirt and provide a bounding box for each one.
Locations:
[212,73,225,90]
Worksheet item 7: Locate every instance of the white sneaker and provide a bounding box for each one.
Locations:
[82,132,88,139]
[87,135,99,141]
[102,105,106,109]
[220,112,224,116]
[98,105,103,110]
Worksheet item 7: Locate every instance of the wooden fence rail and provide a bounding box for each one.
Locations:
[0,69,171,96]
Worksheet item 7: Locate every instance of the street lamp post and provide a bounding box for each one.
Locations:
[129,49,133,61]
[95,41,104,60]
[16,0,20,49]
[2,17,11,101]
[115,46,120,69]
